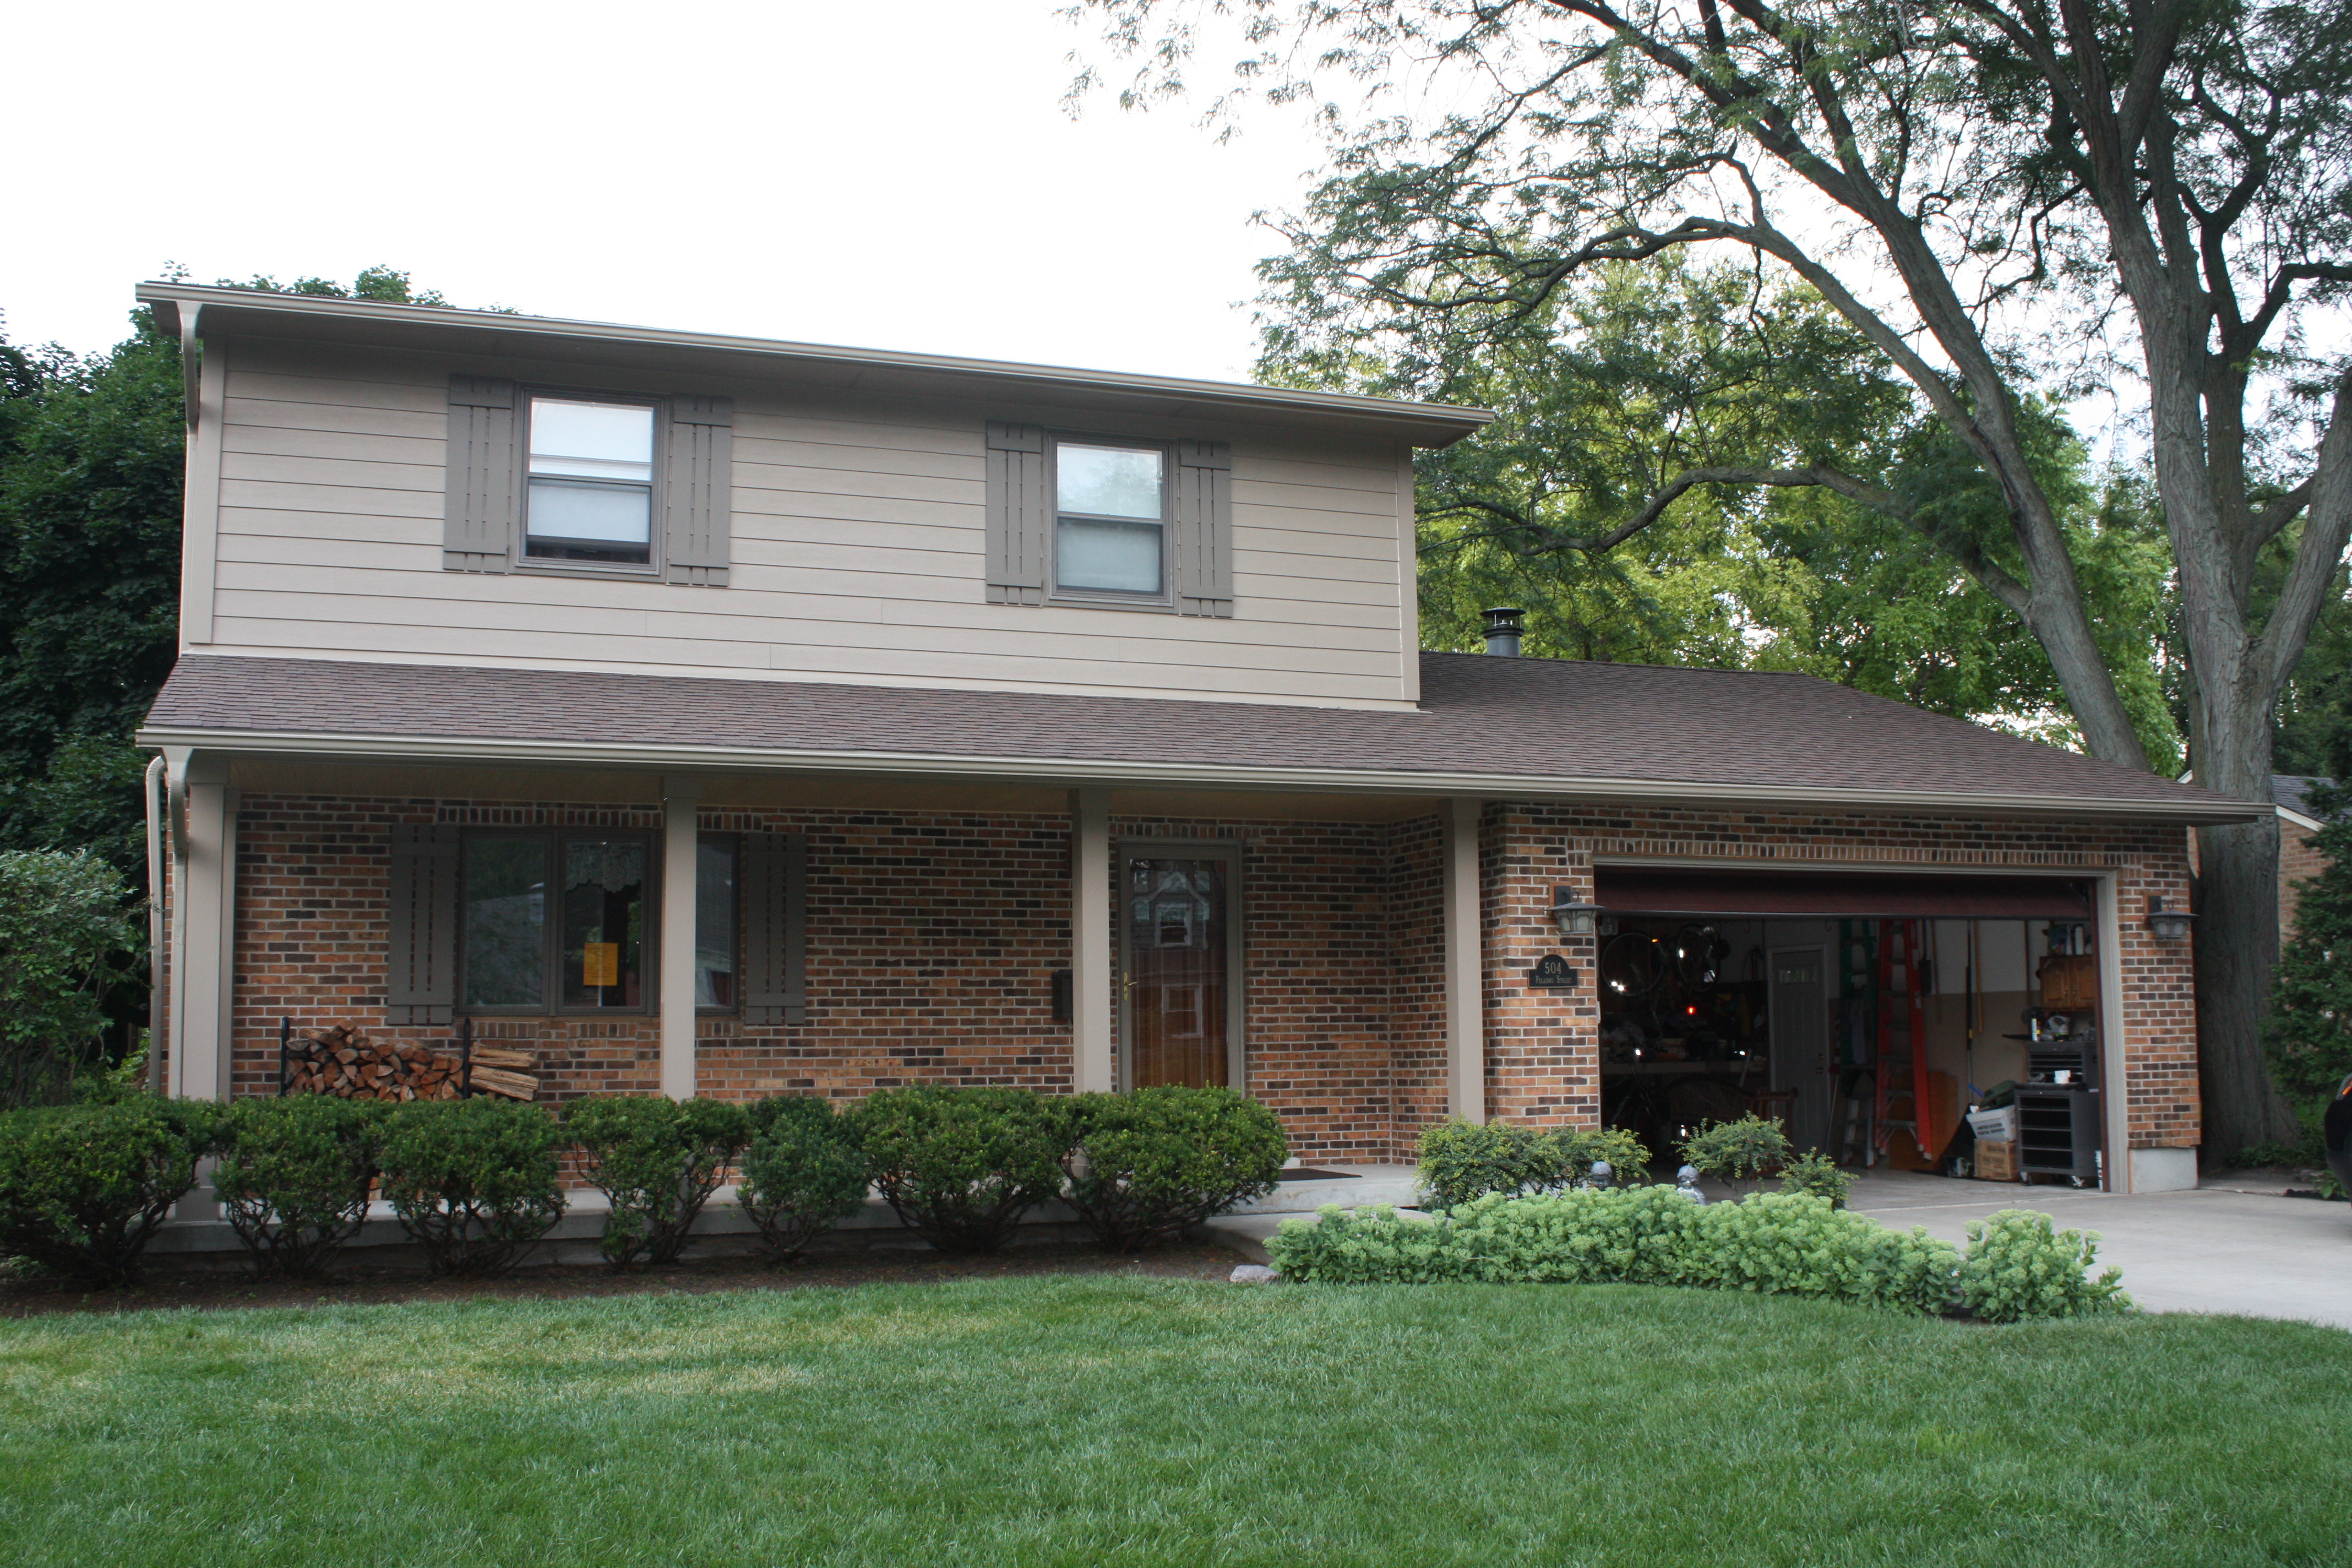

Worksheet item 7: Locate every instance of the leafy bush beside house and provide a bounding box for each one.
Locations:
[1680,1114,1794,1196]
[1414,1120,1560,1207]
[0,1097,216,1284]
[0,849,141,1109]
[737,1096,869,1264]
[1063,1086,1288,1251]
[851,1086,1071,1255]
[379,1097,567,1276]
[1267,1190,2127,1321]
[566,1096,751,1270]
[212,1095,387,1278]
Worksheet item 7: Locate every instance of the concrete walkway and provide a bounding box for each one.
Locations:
[1201,1164,2352,1330]
[1842,1168,2351,1329]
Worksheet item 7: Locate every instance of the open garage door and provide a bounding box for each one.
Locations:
[1594,867,2094,920]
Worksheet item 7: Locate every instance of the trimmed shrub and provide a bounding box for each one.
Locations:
[0,1097,217,1284]
[1415,1119,1559,1207]
[379,1097,567,1276]
[1554,1125,1652,1189]
[566,1096,752,1269]
[1268,1188,1966,1315]
[850,1086,1072,1255]
[1777,1150,1853,1208]
[737,1096,869,1264]
[1064,1086,1288,1251]
[1958,1208,2132,1321]
[213,1095,388,1278]
[1680,1114,1792,1196]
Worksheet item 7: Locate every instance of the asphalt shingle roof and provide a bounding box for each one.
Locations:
[143,652,2247,819]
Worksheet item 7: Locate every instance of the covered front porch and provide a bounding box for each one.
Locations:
[160,755,1494,1166]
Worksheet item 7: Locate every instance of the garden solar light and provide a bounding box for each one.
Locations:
[1588,1161,1613,1190]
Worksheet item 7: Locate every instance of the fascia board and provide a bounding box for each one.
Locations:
[132,723,2267,826]
[133,283,1494,445]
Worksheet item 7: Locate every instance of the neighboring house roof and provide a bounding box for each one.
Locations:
[2274,775,2333,830]
[133,282,1491,448]
[141,653,2260,824]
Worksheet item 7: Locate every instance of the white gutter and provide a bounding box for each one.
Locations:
[133,282,1493,441]
[133,723,2263,826]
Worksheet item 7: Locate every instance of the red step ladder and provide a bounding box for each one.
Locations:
[1870,919,1931,1166]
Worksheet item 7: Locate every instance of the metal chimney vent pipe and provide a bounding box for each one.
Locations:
[1482,606,1525,656]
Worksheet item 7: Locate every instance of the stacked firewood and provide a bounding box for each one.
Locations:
[284,1023,541,1102]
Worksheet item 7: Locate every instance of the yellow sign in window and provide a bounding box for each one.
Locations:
[582,942,619,988]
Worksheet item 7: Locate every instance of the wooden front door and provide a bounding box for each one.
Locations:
[1120,846,1241,1089]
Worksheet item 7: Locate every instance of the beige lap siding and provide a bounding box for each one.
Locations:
[1479,804,2199,1151]
[219,794,2198,1157]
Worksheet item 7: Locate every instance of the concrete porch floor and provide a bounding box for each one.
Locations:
[1201,1164,2352,1330]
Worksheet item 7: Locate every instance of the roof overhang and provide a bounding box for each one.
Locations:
[132,721,2268,826]
[134,282,1493,448]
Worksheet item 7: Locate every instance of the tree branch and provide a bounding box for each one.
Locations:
[2257,371,2352,698]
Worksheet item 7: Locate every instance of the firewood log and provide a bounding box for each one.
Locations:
[467,1066,538,1101]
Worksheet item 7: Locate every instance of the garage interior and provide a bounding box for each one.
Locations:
[1592,868,2108,1190]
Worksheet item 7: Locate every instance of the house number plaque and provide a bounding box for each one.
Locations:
[1525,953,1578,989]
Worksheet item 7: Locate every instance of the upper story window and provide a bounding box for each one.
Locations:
[1055,440,1166,597]
[443,375,732,585]
[525,396,657,567]
[983,422,1231,616]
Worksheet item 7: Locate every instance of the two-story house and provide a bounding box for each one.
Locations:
[134,282,2254,1197]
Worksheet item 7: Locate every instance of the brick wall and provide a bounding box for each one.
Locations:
[216,790,2201,1162]
[2279,822,2329,945]
[1480,804,2199,1150]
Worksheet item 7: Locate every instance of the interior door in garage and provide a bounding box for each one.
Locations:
[1769,948,1831,1152]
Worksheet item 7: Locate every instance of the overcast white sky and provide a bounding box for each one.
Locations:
[2,1,1327,379]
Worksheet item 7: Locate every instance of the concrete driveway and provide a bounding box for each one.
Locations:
[1844,1168,2351,1330]
[1205,1164,2351,1330]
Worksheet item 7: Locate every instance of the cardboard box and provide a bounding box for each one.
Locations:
[1974,1140,2019,1182]
[1967,1106,2018,1144]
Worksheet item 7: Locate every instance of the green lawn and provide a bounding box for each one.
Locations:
[2,1278,2347,1567]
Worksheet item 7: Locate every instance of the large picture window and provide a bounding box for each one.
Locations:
[456,829,742,1016]
[461,830,651,1014]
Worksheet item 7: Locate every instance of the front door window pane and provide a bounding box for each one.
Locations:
[464,837,547,1008]
[1125,857,1229,1088]
[560,837,646,1009]
[696,836,737,1009]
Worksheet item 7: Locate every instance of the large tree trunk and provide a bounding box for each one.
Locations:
[2190,718,2301,1159]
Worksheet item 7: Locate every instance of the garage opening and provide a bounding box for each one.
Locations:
[1592,867,2105,1190]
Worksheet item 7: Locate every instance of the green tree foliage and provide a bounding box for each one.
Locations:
[2264,774,2352,1117]
[0,849,141,1108]
[0,266,470,883]
[0,317,183,879]
[1266,258,2183,766]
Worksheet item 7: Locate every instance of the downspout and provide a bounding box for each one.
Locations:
[177,302,203,437]
[144,754,168,1093]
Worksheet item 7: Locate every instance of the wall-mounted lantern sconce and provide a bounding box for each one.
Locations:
[1550,888,1601,939]
[2146,896,2197,942]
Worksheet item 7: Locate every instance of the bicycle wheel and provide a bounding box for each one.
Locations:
[1673,923,1729,987]
[1599,931,1665,1002]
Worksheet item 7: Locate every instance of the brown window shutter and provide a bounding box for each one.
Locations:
[443,376,516,573]
[386,825,461,1025]
[1173,439,1233,617]
[665,394,733,586]
[984,421,1048,605]
[741,832,807,1026]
